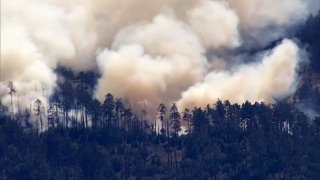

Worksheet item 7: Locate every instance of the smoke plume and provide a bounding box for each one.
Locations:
[177,39,300,108]
[1,0,318,118]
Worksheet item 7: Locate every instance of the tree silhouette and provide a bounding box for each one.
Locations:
[102,93,115,128]
[182,108,192,133]
[157,103,166,135]
[33,99,44,132]
[169,103,181,171]
[8,81,16,115]
[115,98,124,129]
[47,102,59,128]
[1,91,320,179]
[169,103,181,137]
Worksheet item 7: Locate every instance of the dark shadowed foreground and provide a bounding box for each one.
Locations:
[1,99,320,180]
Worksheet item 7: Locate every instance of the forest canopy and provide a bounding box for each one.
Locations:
[1,0,320,179]
[1,74,320,179]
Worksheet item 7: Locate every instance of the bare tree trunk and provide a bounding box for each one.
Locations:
[120,114,122,129]
[117,112,119,129]
[75,108,78,126]
[17,96,21,123]
[170,151,173,167]
[65,110,69,127]
[85,107,88,128]
[155,118,157,133]
[10,94,14,119]
[36,117,39,134]
[174,148,178,170]
[40,115,43,132]
[167,119,170,137]
[81,106,85,128]
[121,138,125,180]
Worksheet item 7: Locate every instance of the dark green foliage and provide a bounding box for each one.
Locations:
[102,93,115,128]
[1,97,320,179]
[169,103,181,137]
[157,103,166,135]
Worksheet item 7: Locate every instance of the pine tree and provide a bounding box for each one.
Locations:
[48,103,58,128]
[169,103,181,137]
[169,103,181,171]
[115,98,124,129]
[88,99,101,129]
[102,93,115,128]
[8,81,16,115]
[157,103,166,135]
[34,99,44,133]
[182,108,192,133]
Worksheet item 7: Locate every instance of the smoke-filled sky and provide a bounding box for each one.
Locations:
[1,0,320,113]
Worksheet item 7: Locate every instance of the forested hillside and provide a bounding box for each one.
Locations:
[294,13,320,117]
[1,3,320,180]
[1,93,320,179]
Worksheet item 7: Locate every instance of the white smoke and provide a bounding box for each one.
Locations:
[1,0,318,119]
[225,0,319,46]
[226,0,311,28]
[177,39,300,108]
[187,0,240,49]
[0,20,56,115]
[96,14,207,110]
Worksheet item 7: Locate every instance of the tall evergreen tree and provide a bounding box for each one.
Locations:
[169,103,181,171]
[102,93,115,128]
[34,99,44,132]
[88,99,101,129]
[8,81,16,115]
[169,103,181,137]
[115,98,124,129]
[182,108,192,133]
[157,103,166,135]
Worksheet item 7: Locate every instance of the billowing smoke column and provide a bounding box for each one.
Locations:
[177,39,299,108]
[1,0,319,118]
